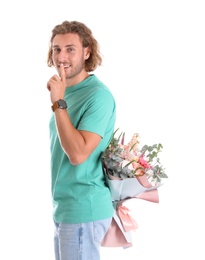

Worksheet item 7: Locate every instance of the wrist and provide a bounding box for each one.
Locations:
[51,99,67,112]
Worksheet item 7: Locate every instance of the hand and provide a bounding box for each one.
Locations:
[47,64,67,104]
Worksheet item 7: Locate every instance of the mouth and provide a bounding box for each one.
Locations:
[58,64,71,69]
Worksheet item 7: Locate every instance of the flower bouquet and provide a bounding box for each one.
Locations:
[101,129,168,248]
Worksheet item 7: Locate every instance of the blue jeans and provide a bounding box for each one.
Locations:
[54,218,112,260]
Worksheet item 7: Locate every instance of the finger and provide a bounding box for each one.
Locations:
[47,81,51,91]
[47,77,56,91]
[59,64,66,85]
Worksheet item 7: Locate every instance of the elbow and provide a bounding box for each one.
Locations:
[66,152,88,165]
[61,143,89,165]
[61,143,87,165]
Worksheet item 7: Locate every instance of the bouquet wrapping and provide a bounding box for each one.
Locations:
[101,129,167,248]
[101,171,160,248]
[104,170,162,202]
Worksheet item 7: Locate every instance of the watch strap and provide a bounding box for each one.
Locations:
[51,99,67,112]
[51,101,59,112]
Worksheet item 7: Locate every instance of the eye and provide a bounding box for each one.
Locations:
[53,47,61,53]
[67,47,74,52]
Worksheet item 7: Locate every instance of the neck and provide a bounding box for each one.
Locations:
[66,72,90,87]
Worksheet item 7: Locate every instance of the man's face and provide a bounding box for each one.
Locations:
[52,33,90,82]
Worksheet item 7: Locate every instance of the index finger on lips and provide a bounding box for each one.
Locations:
[59,64,66,86]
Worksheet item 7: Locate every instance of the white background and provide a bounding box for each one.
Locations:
[0,0,204,259]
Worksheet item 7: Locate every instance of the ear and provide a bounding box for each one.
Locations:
[84,47,91,60]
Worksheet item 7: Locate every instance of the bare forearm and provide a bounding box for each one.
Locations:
[54,109,87,164]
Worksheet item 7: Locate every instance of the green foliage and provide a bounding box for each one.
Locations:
[102,129,168,185]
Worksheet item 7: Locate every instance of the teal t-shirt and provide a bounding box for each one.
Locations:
[49,74,116,223]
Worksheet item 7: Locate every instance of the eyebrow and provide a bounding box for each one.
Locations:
[52,44,76,48]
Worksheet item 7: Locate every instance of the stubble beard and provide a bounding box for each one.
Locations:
[66,56,85,80]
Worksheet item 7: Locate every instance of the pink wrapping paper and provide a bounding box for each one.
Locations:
[101,172,160,248]
[101,215,133,248]
[105,172,161,201]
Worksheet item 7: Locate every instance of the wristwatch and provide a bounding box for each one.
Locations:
[51,99,67,112]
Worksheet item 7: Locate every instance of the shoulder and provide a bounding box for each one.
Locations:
[88,75,115,100]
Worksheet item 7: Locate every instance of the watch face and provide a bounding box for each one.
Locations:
[58,99,67,109]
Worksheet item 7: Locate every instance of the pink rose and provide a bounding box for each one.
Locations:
[138,156,152,169]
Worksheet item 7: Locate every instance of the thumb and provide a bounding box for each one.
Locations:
[59,64,66,86]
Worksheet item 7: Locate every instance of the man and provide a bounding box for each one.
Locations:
[47,21,116,260]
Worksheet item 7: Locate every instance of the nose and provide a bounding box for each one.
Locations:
[57,49,68,63]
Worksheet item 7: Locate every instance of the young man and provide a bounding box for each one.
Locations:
[47,21,116,260]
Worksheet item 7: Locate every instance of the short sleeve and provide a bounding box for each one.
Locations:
[77,88,116,138]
